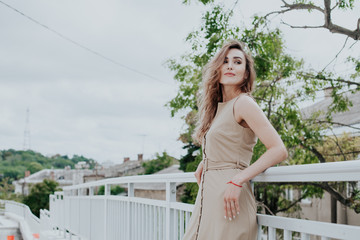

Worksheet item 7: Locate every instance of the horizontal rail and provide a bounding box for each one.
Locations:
[258,214,360,240]
[253,160,360,182]
[62,172,196,191]
[62,160,360,192]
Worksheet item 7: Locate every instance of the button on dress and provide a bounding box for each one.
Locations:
[182,93,258,240]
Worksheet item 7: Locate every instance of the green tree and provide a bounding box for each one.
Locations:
[27,162,43,174]
[23,179,61,217]
[0,177,23,202]
[167,1,359,216]
[2,166,25,180]
[142,152,177,174]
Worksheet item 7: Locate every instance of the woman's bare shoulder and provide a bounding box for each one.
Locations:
[234,93,263,124]
[235,93,259,109]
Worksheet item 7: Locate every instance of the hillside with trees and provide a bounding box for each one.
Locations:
[0,149,97,182]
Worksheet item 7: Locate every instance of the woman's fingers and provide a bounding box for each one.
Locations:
[235,200,240,215]
[224,199,238,221]
[226,201,232,221]
[230,201,237,219]
[224,198,234,221]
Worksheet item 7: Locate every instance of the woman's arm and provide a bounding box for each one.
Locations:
[223,95,288,221]
[232,95,288,184]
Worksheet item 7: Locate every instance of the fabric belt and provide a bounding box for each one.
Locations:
[203,157,248,171]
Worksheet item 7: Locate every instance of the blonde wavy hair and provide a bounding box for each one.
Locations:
[193,39,256,145]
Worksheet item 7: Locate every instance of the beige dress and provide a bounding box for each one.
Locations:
[182,93,258,240]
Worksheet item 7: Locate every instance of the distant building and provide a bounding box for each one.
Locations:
[13,153,148,195]
[104,154,145,178]
[122,164,185,201]
[13,168,93,195]
[75,161,90,169]
[301,89,360,136]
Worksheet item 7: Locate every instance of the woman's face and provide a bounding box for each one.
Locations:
[219,48,247,86]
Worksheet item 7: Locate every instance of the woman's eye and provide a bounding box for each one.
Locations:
[235,61,241,64]
[223,60,228,64]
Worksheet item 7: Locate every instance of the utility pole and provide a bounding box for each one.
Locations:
[23,107,31,150]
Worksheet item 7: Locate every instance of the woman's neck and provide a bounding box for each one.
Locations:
[221,85,242,102]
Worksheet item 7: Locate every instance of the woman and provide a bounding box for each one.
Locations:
[182,40,288,240]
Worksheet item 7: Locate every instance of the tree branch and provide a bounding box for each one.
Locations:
[309,120,360,131]
[298,73,360,87]
[324,0,332,27]
[276,195,307,213]
[264,9,292,19]
[322,36,349,71]
[329,129,347,161]
[256,201,276,215]
[266,0,360,40]
[281,0,324,13]
[300,142,327,163]
[331,1,339,11]
[281,21,324,29]
[314,182,352,208]
[324,150,360,157]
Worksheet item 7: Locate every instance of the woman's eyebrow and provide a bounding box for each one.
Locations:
[225,56,243,60]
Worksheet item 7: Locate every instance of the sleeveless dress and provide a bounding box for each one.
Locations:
[182,93,258,240]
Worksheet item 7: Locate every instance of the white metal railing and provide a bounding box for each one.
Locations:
[1,199,40,239]
[47,160,360,240]
[40,209,52,233]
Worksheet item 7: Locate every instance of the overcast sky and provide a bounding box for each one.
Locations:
[0,0,359,164]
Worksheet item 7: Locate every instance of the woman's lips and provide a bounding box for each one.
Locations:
[224,73,235,76]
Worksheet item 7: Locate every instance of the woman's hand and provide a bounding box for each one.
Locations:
[194,161,204,185]
[223,183,242,221]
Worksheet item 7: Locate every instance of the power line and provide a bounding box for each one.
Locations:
[0,0,171,85]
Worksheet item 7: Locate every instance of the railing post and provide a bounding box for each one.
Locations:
[89,187,94,196]
[104,184,110,240]
[127,183,134,240]
[166,182,176,240]
[77,188,81,235]
[257,225,261,240]
[268,227,276,240]
[284,230,291,240]
[61,192,66,237]
[88,187,93,240]
[301,233,310,240]
[105,184,111,196]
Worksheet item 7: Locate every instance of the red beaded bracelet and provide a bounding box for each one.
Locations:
[226,181,242,188]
